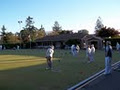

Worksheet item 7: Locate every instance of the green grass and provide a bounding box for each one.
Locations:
[0,49,119,90]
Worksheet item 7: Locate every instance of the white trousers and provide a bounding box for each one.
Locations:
[105,57,112,74]
[90,53,94,62]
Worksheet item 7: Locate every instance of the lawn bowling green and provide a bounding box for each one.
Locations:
[0,49,119,90]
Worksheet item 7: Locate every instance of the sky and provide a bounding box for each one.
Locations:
[0,0,120,34]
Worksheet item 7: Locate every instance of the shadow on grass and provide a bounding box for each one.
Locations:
[0,61,106,90]
[0,49,119,90]
[0,49,75,90]
[0,49,94,90]
[0,60,76,90]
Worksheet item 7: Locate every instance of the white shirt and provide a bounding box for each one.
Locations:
[76,45,80,52]
[116,43,120,50]
[86,47,91,56]
[46,48,54,57]
[71,45,75,50]
[91,46,95,54]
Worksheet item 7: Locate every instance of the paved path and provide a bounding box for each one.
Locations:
[81,69,120,90]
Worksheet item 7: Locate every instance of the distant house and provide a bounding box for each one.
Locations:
[35,33,103,49]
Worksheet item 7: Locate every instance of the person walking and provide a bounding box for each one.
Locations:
[90,44,95,62]
[104,42,112,75]
[46,45,54,70]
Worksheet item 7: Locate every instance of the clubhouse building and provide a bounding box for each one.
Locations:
[35,33,103,49]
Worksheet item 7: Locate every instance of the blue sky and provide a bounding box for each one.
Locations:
[0,0,120,34]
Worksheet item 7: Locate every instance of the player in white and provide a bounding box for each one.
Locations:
[74,45,80,56]
[116,42,120,52]
[46,46,54,70]
[71,44,75,56]
[86,45,91,63]
[90,44,95,62]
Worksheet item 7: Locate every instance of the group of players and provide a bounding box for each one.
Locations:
[45,44,96,70]
[45,42,120,76]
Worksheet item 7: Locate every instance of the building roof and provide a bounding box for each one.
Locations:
[36,33,87,42]
[82,35,103,41]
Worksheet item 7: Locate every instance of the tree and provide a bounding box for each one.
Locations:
[53,21,62,33]
[22,16,38,42]
[47,31,59,36]
[25,16,35,31]
[1,25,6,36]
[49,21,62,36]
[95,26,119,38]
[95,17,104,31]
[39,25,45,31]
[1,25,20,44]
[24,16,37,35]
[36,25,46,38]
[78,29,89,34]
[20,30,30,43]
[65,39,80,46]
[59,30,73,34]
[5,32,19,44]
[14,32,21,43]
[1,25,7,44]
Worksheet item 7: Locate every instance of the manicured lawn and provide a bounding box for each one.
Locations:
[0,49,119,90]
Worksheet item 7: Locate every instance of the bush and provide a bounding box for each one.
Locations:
[105,38,120,49]
[3,43,20,49]
[65,39,80,46]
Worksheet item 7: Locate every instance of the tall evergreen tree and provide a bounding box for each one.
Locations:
[52,21,62,31]
[1,25,7,44]
[22,16,37,42]
[95,17,104,31]
[78,29,89,34]
[25,16,35,31]
[52,21,62,35]
[37,25,46,38]
[1,25,6,36]
[39,25,45,31]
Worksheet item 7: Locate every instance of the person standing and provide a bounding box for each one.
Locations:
[86,45,91,63]
[76,45,80,55]
[17,45,20,50]
[116,42,119,51]
[104,42,112,75]
[46,46,54,70]
[0,45,2,50]
[73,44,80,56]
[71,44,75,56]
[90,44,95,62]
